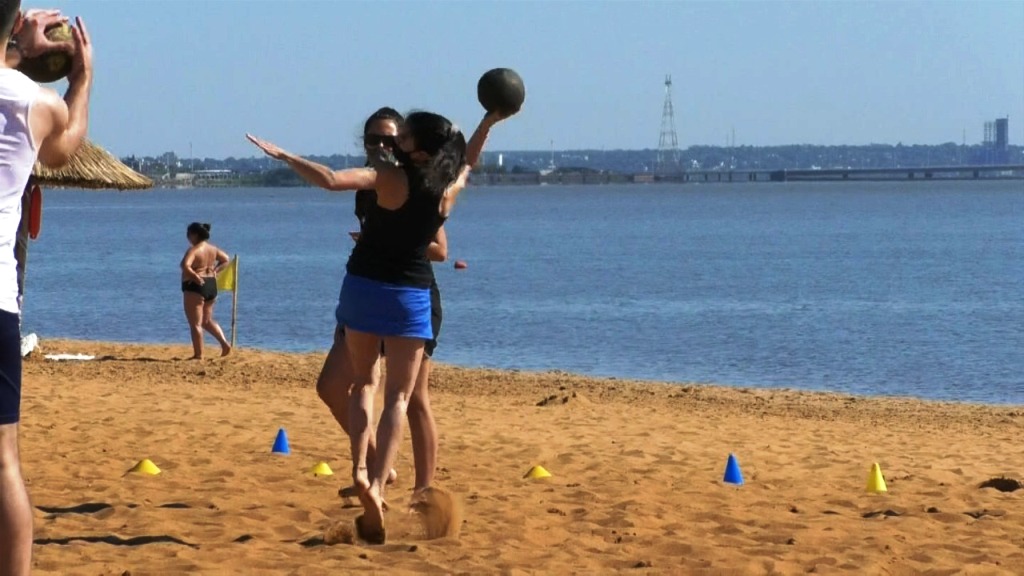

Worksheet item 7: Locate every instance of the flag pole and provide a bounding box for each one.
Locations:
[230,254,238,348]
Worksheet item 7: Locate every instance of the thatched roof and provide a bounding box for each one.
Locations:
[32,139,152,190]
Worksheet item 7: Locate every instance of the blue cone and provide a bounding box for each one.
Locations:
[723,453,744,485]
[272,428,290,455]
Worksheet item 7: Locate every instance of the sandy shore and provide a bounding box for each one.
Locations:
[18,339,1024,575]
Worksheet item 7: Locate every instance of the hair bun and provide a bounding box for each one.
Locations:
[202,223,211,231]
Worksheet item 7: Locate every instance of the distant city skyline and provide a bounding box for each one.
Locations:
[42,1,1024,158]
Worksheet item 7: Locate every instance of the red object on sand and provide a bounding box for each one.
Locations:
[28,185,42,239]
[454,260,468,270]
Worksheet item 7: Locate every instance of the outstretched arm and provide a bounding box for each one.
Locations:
[246,134,376,191]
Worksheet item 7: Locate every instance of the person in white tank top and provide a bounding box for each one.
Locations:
[0,5,93,574]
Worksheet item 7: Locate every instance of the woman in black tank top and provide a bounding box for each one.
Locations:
[247,108,512,544]
[318,108,448,502]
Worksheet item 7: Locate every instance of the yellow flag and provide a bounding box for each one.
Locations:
[217,257,237,291]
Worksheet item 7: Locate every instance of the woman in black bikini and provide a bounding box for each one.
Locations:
[180,222,232,360]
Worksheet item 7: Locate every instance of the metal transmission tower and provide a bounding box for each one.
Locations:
[657,75,680,173]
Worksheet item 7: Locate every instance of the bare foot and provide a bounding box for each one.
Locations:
[221,344,232,357]
[355,484,386,545]
[188,356,203,361]
[349,466,391,510]
[355,513,385,545]
[338,468,397,498]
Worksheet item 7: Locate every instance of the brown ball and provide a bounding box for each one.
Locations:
[477,68,525,115]
[19,23,74,84]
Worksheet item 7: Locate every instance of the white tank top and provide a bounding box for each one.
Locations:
[0,69,41,314]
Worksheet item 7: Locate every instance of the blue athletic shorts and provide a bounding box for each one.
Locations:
[336,274,432,340]
[337,280,443,357]
[0,310,22,425]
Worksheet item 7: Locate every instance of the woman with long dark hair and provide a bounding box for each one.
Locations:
[316,107,448,500]
[247,108,508,543]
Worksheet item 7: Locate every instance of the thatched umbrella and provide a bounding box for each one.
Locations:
[17,139,153,312]
[31,139,153,190]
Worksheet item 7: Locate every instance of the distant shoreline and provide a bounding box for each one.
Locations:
[151,165,1024,189]
[124,142,1024,188]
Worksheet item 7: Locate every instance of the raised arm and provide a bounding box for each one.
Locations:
[464,111,506,168]
[32,17,92,168]
[246,134,376,191]
[427,226,448,262]
[439,165,472,218]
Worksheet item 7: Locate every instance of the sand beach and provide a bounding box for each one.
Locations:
[20,340,1024,575]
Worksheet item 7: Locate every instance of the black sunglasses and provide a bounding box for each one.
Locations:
[364,134,397,148]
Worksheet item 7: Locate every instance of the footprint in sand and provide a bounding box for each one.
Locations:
[978,477,1022,492]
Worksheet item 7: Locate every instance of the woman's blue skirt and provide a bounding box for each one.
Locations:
[336,274,432,340]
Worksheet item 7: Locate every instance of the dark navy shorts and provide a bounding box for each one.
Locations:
[0,310,22,425]
[424,281,442,357]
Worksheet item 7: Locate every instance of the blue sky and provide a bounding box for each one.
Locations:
[42,0,1024,158]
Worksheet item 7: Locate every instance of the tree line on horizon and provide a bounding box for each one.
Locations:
[122,142,1024,185]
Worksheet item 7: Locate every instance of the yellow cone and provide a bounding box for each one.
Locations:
[866,462,887,493]
[129,458,161,476]
[523,465,552,480]
[311,462,334,477]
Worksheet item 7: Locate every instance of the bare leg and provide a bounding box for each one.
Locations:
[201,299,231,357]
[360,335,424,542]
[316,327,353,434]
[407,356,438,490]
[344,328,385,501]
[182,292,205,359]
[0,424,32,576]
[321,329,395,497]
[366,355,387,481]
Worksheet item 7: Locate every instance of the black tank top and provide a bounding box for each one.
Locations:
[354,189,375,227]
[346,167,446,288]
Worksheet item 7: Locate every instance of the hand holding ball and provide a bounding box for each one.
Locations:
[18,22,74,84]
[477,68,525,117]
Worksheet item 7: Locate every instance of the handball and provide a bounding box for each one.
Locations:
[19,22,74,84]
[477,68,525,115]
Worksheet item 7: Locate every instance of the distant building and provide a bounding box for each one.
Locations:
[983,117,1010,164]
[195,169,234,181]
[995,118,1009,150]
